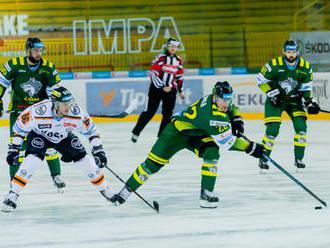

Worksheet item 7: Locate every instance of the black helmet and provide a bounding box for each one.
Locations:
[25,37,45,51]
[283,40,298,52]
[166,37,180,47]
[50,87,74,103]
[213,81,233,100]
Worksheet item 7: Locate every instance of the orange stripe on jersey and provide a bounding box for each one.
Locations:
[91,175,105,185]
[12,178,26,187]
[15,175,28,184]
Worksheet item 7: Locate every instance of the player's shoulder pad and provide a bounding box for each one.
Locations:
[41,58,56,70]
[8,56,25,67]
[32,99,52,117]
[298,57,311,70]
[269,56,284,67]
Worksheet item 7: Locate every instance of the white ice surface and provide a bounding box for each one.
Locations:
[0,120,329,248]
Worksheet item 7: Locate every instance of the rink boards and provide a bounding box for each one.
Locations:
[0,73,330,125]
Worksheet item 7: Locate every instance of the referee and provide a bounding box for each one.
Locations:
[131,38,185,143]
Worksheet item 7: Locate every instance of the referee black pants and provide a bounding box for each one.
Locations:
[132,83,177,137]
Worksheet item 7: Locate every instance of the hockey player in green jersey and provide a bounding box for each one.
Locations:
[0,37,66,192]
[257,40,320,170]
[110,81,266,208]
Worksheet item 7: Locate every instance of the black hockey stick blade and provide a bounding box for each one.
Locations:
[153,201,160,213]
[320,109,330,114]
[91,98,138,118]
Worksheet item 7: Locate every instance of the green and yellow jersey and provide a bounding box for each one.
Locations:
[173,94,248,150]
[257,56,313,102]
[0,56,61,112]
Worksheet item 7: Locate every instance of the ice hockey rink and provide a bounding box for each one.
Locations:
[0,120,329,248]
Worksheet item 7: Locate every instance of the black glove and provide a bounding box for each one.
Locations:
[305,99,320,115]
[0,99,3,117]
[266,89,281,107]
[245,142,265,159]
[6,144,21,166]
[92,145,107,168]
[230,116,244,137]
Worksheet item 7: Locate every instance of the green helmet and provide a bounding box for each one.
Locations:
[25,37,45,51]
[50,87,74,103]
[283,40,299,52]
[213,81,233,101]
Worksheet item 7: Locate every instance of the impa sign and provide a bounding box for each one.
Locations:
[73,17,184,55]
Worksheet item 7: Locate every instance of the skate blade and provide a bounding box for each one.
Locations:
[1,205,14,213]
[56,187,65,194]
[259,168,269,174]
[295,167,304,174]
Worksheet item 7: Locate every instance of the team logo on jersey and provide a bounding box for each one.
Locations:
[71,137,83,149]
[19,169,27,176]
[279,77,298,94]
[31,137,45,149]
[35,104,47,115]
[70,104,80,115]
[21,78,42,97]
[21,111,31,125]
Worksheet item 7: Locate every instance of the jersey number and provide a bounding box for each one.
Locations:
[184,106,197,119]
[42,130,61,139]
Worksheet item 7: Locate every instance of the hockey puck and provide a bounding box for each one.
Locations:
[314,206,322,210]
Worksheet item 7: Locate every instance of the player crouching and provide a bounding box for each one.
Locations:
[111,81,266,208]
[2,87,113,212]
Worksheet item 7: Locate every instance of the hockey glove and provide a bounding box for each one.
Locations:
[92,145,107,168]
[245,142,265,159]
[267,89,281,107]
[305,99,320,115]
[230,116,244,137]
[6,144,21,166]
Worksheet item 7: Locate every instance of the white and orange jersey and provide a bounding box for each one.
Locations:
[12,99,101,146]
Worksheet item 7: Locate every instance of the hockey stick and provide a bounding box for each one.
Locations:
[320,109,330,114]
[240,133,327,208]
[103,165,160,213]
[91,98,139,118]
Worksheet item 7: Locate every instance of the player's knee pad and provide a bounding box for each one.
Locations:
[200,142,219,161]
[132,162,155,185]
[145,159,163,174]
[201,159,218,177]
[265,122,281,137]
[75,155,101,178]
[45,148,59,161]
[293,118,307,133]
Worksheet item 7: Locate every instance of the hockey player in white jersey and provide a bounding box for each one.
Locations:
[2,87,113,212]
